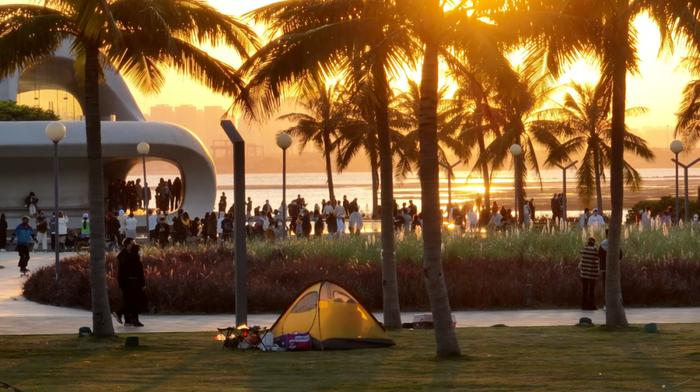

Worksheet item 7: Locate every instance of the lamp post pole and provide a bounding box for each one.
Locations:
[672,157,700,223]
[671,140,684,224]
[276,133,293,238]
[46,122,66,283]
[510,144,523,224]
[440,160,461,211]
[554,161,577,223]
[220,119,249,327]
[137,142,151,239]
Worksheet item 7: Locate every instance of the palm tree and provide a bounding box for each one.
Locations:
[392,80,461,175]
[391,80,463,208]
[279,79,350,200]
[481,69,561,223]
[0,0,256,337]
[491,0,700,327]
[400,0,516,357]
[335,78,407,219]
[676,57,700,147]
[244,0,419,330]
[444,66,511,210]
[541,81,654,212]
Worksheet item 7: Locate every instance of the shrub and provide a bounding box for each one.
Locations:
[23,229,700,313]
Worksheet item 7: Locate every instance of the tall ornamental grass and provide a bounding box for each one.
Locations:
[23,229,700,313]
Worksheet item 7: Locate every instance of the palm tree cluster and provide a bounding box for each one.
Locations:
[3,0,700,357]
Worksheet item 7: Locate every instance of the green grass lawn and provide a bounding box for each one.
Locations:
[1,325,699,391]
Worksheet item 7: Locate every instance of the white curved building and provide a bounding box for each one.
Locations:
[0,43,217,223]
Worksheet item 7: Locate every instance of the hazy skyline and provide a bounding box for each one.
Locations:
[1,0,696,147]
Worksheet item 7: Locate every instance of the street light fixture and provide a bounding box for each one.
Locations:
[672,155,700,224]
[137,142,150,238]
[670,140,684,224]
[45,122,66,282]
[276,133,293,237]
[510,144,523,224]
[554,161,578,223]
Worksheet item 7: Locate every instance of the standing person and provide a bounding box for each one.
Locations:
[148,210,158,242]
[349,209,363,235]
[125,212,138,239]
[35,211,49,251]
[105,212,121,250]
[218,192,227,214]
[172,177,183,210]
[12,216,35,275]
[80,213,91,239]
[578,237,600,311]
[578,208,590,230]
[117,209,127,242]
[588,208,605,233]
[313,205,324,237]
[334,201,346,236]
[155,216,170,247]
[246,197,253,218]
[57,212,69,251]
[598,229,623,304]
[523,201,531,228]
[207,212,217,242]
[115,238,147,327]
[25,192,39,217]
[262,200,272,215]
[0,213,7,251]
[221,213,233,242]
[550,194,558,222]
[172,216,188,244]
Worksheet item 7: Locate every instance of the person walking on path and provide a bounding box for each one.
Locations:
[11,216,35,275]
[578,237,600,311]
[0,213,7,251]
[115,238,147,327]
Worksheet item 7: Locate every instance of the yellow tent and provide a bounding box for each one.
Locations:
[270,281,395,350]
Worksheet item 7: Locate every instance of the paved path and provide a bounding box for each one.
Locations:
[1,251,699,335]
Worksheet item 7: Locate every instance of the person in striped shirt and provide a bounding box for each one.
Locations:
[578,237,600,310]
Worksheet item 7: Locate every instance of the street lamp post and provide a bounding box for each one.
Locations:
[137,142,150,238]
[45,122,66,282]
[440,160,461,211]
[510,144,523,224]
[671,140,684,224]
[554,161,578,223]
[672,155,700,224]
[276,133,293,237]
[221,119,248,327]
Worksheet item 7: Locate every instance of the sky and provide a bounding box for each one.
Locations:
[1,0,697,147]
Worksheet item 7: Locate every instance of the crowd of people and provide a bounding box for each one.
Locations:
[445,198,538,231]
[107,176,183,214]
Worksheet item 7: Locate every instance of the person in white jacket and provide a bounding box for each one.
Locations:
[57,212,69,251]
[125,212,138,239]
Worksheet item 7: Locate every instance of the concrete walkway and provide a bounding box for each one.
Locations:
[1,251,699,335]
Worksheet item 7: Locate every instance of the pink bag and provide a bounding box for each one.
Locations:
[276,333,313,351]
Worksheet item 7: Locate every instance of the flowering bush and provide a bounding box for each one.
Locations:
[23,230,700,313]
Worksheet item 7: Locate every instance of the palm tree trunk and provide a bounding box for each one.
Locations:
[369,147,380,219]
[372,59,401,329]
[322,131,335,200]
[419,39,461,357]
[606,23,629,328]
[85,44,114,337]
[477,135,491,208]
[593,146,604,213]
